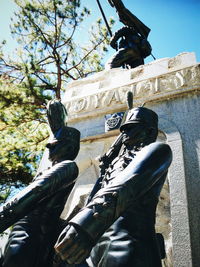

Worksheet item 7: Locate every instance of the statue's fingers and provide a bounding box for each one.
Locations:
[55,226,76,253]
[54,235,75,256]
[57,239,80,260]
[67,248,89,265]
[55,225,71,244]
[75,249,91,264]
[55,244,72,262]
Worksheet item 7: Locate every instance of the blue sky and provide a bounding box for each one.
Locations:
[86,0,200,63]
[0,0,200,64]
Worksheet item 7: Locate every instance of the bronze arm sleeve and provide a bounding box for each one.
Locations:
[0,160,78,233]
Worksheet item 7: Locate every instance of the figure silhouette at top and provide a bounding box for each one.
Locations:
[106,0,152,69]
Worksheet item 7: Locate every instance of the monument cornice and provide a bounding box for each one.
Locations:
[63,53,200,122]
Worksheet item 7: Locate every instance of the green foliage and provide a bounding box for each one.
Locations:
[0,78,49,185]
[0,184,11,203]
[0,0,114,187]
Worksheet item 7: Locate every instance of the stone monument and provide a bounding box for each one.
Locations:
[58,52,200,267]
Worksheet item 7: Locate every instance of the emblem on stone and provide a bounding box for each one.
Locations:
[105,112,124,132]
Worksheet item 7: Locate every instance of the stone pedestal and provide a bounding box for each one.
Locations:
[42,52,200,267]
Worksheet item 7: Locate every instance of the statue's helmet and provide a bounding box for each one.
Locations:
[120,107,158,132]
[47,126,80,163]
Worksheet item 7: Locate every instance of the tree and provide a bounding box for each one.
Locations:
[0,0,114,186]
[0,78,49,185]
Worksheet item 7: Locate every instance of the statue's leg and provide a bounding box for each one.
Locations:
[128,57,144,68]
[2,184,74,267]
[2,216,43,267]
[105,48,127,69]
[105,48,142,69]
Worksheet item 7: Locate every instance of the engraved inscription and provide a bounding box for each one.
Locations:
[64,65,200,116]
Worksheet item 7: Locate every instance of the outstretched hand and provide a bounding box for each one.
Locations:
[54,224,93,264]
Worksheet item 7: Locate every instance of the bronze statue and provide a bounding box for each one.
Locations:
[0,97,173,267]
[54,105,172,266]
[0,100,80,267]
[105,0,152,69]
